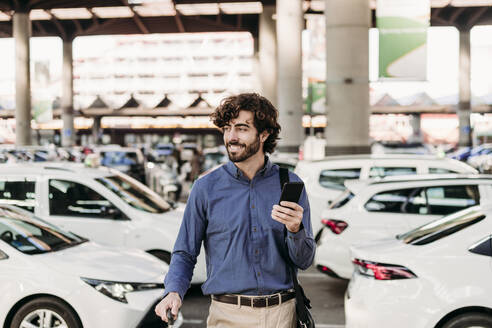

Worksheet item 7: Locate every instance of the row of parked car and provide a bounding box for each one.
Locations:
[1,145,491,328]
[293,154,491,328]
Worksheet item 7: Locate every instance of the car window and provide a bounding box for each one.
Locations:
[398,206,485,245]
[426,185,479,216]
[365,188,427,214]
[469,235,492,257]
[0,206,87,254]
[329,189,355,209]
[0,249,7,260]
[0,180,36,212]
[319,168,361,190]
[49,179,115,218]
[428,168,457,174]
[96,174,170,214]
[368,167,416,178]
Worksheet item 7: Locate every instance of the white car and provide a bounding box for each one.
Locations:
[0,204,183,328]
[294,154,477,239]
[346,205,492,328]
[0,162,206,283]
[315,174,492,279]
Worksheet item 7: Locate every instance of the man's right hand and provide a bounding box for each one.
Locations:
[155,292,182,323]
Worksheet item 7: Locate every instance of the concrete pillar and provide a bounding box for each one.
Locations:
[324,0,370,154]
[61,39,75,147]
[458,28,472,147]
[409,114,422,142]
[14,12,32,146]
[92,117,101,145]
[259,5,277,107]
[276,0,303,152]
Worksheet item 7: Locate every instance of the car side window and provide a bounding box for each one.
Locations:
[428,168,457,174]
[49,179,115,219]
[469,235,492,257]
[365,188,426,214]
[319,168,361,190]
[0,180,36,212]
[425,185,479,216]
[368,167,416,178]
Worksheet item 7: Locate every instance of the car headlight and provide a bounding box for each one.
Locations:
[81,278,163,303]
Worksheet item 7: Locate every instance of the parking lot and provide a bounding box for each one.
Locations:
[177,267,348,328]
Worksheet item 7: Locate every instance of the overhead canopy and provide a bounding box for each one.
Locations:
[0,1,491,40]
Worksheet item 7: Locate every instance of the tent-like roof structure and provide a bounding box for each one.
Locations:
[0,1,491,40]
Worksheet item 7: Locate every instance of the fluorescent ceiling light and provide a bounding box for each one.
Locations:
[0,11,10,21]
[92,6,134,18]
[451,0,492,6]
[220,2,262,14]
[133,2,176,16]
[51,8,92,20]
[430,0,451,7]
[176,3,220,15]
[30,9,51,20]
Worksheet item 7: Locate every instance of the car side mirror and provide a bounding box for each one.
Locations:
[327,200,333,206]
[0,249,9,260]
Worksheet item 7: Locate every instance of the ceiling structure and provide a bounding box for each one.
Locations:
[0,1,490,40]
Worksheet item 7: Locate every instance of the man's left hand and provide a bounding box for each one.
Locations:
[271,201,303,233]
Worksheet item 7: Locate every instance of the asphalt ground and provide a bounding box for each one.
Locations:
[176,266,348,328]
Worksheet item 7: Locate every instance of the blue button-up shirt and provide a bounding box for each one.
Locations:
[164,157,315,300]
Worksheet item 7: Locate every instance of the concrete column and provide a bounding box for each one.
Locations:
[14,12,32,146]
[61,39,75,147]
[92,117,101,145]
[409,114,422,142]
[458,28,472,147]
[276,0,303,152]
[259,5,277,107]
[324,0,370,155]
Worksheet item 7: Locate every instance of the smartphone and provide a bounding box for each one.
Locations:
[279,182,304,204]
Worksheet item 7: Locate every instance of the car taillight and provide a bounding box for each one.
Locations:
[352,259,417,280]
[321,219,348,234]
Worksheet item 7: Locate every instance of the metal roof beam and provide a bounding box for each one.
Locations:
[45,9,67,39]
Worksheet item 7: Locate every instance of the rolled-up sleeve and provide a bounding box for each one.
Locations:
[286,187,315,270]
[163,179,207,300]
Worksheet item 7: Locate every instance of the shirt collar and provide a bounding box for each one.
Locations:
[224,155,274,180]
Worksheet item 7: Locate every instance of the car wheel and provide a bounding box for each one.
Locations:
[10,296,81,328]
[148,250,172,264]
[441,312,492,328]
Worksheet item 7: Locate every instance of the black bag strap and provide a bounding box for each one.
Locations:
[279,168,312,321]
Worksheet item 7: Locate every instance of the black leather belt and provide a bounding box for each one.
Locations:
[212,291,296,308]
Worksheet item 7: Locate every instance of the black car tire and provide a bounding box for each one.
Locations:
[11,296,81,328]
[441,312,492,328]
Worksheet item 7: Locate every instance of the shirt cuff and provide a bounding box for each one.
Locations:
[286,223,306,240]
[163,283,186,301]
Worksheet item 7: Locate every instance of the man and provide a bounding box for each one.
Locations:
[155,93,315,328]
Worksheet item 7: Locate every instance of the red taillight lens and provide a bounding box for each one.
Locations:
[322,219,348,234]
[352,259,417,280]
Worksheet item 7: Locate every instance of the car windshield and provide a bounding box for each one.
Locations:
[0,206,87,255]
[96,174,170,214]
[397,206,486,245]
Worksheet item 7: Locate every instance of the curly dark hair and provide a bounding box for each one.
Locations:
[211,93,281,154]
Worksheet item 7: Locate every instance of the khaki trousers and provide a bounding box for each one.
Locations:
[206,296,296,328]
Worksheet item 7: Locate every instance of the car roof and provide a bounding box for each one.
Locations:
[344,173,492,194]
[300,154,460,162]
[0,162,115,178]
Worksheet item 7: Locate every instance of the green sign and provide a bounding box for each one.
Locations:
[377,0,430,79]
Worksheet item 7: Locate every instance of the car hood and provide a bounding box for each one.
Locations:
[36,241,168,283]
